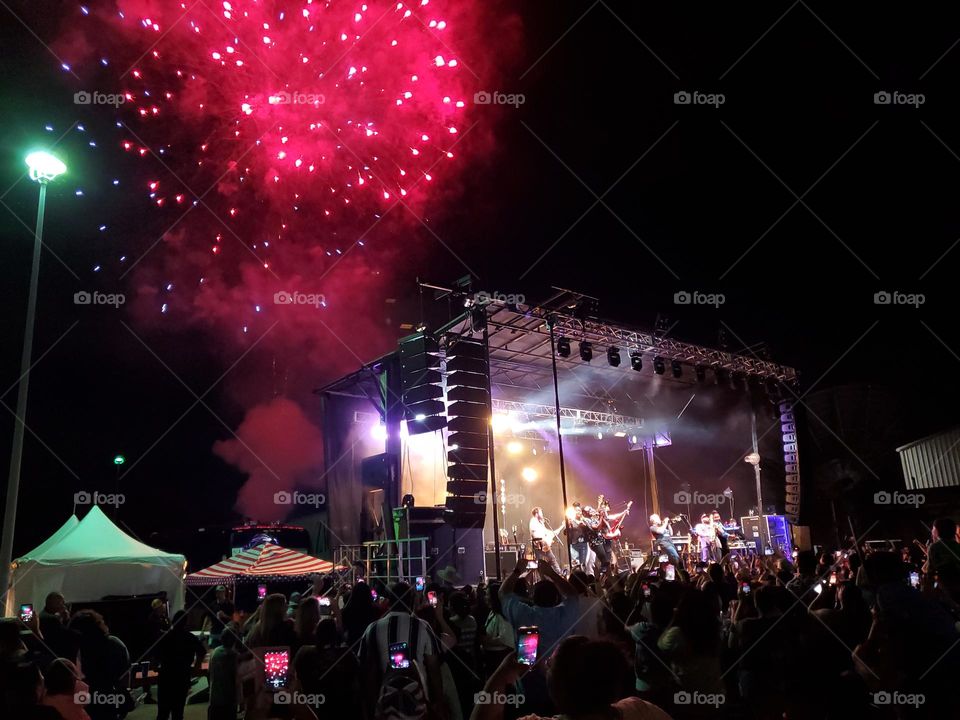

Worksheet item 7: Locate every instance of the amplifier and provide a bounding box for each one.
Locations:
[484,549,519,580]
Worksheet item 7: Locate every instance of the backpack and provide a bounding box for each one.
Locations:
[370,614,430,720]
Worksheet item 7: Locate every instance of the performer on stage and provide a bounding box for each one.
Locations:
[694,513,718,563]
[649,513,681,567]
[597,495,632,572]
[583,505,611,575]
[712,510,729,558]
[529,506,562,574]
[566,502,590,570]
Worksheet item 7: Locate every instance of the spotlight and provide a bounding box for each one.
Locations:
[614,431,626,438]
[556,336,571,358]
[653,356,665,375]
[506,441,523,455]
[579,341,593,362]
[630,351,643,371]
[521,467,538,482]
[695,365,706,383]
[606,346,621,367]
[630,435,638,444]
[671,360,682,378]
[596,431,603,440]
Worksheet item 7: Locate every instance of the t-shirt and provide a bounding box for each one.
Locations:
[657,626,723,694]
[928,539,960,579]
[518,696,673,720]
[208,646,238,707]
[359,611,440,674]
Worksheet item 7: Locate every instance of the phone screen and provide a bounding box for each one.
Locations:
[526,560,538,570]
[319,597,331,606]
[517,626,539,665]
[909,571,920,588]
[257,585,267,601]
[813,583,823,595]
[19,604,33,622]
[741,583,750,594]
[829,572,837,586]
[389,642,410,669]
[764,548,774,556]
[264,649,290,690]
[427,591,437,607]
[415,576,425,592]
[665,564,676,581]
[642,584,650,598]
[371,589,378,601]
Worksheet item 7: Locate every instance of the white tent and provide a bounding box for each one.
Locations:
[7,506,186,615]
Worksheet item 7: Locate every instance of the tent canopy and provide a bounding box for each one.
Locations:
[187,543,335,585]
[7,506,186,614]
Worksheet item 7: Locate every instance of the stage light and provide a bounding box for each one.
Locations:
[744,452,761,466]
[630,435,638,444]
[506,441,523,454]
[371,423,388,441]
[26,151,67,182]
[556,337,571,358]
[414,413,426,421]
[596,431,603,440]
[630,351,643,371]
[671,360,682,378]
[579,341,593,362]
[521,467,538,482]
[606,347,621,367]
[565,506,578,521]
[449,443,459,450]
[112,454,125,466]
[491,412,511,433]
[695,365,706,383]
[653,356,665,375]
[614,431,626,438]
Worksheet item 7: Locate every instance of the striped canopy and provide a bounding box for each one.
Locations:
[186,543,335,585]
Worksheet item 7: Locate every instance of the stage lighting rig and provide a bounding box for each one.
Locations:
[556,337,571,358]
[671,360,682,378]
[653,356,665,375]
[607,346,621,367]
[630,351,643,371]
[579,341,593,362]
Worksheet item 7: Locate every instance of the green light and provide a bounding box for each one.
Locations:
[113,454,126,466]
[25,151,67,183]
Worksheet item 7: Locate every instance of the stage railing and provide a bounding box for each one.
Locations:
[335,537,429,585]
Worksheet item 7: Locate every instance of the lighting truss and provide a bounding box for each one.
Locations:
[492,398,642,428]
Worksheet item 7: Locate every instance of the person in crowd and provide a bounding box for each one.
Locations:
[1,660,62,719]
[245,593,297,648]
[448,591,479,717]
[207,625,240,720]
[341,581,380,647]
[785,550,819,605]
[628,580,681,707]
[293,596,321,656]
[69,610,130,720]
[359,581,444,719]
[729,585,790,717]
[39,592,78,661]
[42,658,91,720]
[657,588,723,698]
[923,516,960,601]
[292,618,360,718]
[155,610,205,720]
[205,586,235,650]
[470,639,673,720]
[481,581,515,672]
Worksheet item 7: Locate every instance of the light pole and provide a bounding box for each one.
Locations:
[113,454,125,514]
[0,151,66,609]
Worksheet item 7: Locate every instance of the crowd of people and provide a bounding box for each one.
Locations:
[2,516,959,719]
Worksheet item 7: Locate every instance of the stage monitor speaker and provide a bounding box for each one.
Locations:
[484,549,519,580]
[740,515,763,553]
[429,525,485,585]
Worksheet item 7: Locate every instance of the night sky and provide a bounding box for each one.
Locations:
[2,2,959,560]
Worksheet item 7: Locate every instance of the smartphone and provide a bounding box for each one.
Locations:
[764,548,774,556]
[19,604,33,622]
[427,590,438,607]
[909,571,920,588]
[657,554,668,563]
[526,560,538,570]
[389,641,410,669]
[263,649,290,690]
[642,584,651,598]
[371,588,378,601]
[741,583,750,594]
[318,596,331,606]
[829,572,837,586]
[813,582,823,595]
[415,576,425,592]
[257,585,267,602]
[665,564,676,581]
[516,626,539,666]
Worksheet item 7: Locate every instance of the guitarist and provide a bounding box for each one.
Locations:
[529,506,562,574]
[599,496,633,571]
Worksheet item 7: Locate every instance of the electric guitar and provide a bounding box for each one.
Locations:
[603,500,634,540]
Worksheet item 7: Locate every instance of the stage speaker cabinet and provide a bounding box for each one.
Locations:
[792,524,812,552]
[429,524,485,585]
[763,514,793,557]
[740,515,764,553]
[484,549,519,580]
